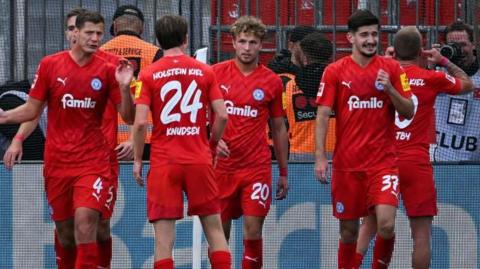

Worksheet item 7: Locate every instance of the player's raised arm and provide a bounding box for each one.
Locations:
[315,105,331,183]
[423,48,474,93]
[115,59,135,124]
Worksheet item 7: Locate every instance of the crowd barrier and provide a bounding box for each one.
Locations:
[0,163,478,268]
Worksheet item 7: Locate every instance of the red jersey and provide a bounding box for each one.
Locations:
[212,60,285,170]
[395,65,461,162]
[96,50,122,152]
[316,55,412,171]
[135,54,222,166]
[29,51,121,168]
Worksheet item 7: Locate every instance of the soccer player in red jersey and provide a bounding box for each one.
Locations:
[4,8,129,268]
[355,26,473,269]
[315,10,414,269]
[212,16,289,269]
[132,15,231,269]
[0,11,134,269]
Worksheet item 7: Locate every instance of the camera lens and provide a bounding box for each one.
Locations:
[440,45,455,60]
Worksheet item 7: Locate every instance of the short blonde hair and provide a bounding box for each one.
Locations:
[230,16,266,40]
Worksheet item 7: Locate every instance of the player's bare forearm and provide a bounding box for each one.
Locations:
[132,104,149,162]
[16,117,41,140]
[315,106,330,160]
[425,48,473,93]
[0,98,43,124]
[117,84,135,124]
[210,99,228,143]
[270,117,288,169]
[315,106,331,183]
[386,89,414,119]
[445,61,474,93]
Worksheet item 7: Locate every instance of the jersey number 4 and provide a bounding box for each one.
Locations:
[160,80,203,124]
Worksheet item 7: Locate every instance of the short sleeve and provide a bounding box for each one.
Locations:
[135,70,152,106]
[390,61,412,98]
[28,58,50,101]
[206,68,223,102]
[430,70,462,95]
[268,76,285,118]
[315,64,337,107]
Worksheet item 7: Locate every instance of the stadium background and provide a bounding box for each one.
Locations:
[0,0,479,268]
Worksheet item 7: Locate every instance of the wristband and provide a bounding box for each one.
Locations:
[439,56,449,67]
[14,134,25,142]
[279,167,288,177]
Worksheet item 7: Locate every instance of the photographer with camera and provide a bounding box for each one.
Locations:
[434,21,479,162]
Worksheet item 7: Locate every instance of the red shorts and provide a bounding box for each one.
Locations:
[398,160,437,217]
[147,164,220,221]
[44,165,111,222]
[331,167,399,219]
[102,162,119,219]
[215,166,272,222]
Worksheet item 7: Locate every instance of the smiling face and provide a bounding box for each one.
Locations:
[232,32,262,65]
[348,24,379,58]
[73,22,104,54]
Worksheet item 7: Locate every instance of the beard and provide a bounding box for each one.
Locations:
[236,54,258,65]
[357,42,377,58]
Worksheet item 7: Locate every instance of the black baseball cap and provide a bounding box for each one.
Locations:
[110,5,144,36]
[289,25,318,42]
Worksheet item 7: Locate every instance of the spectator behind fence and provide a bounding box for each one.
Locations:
[315,9,414,268]
[434,21,480,161]
[285,32,333,161]
[266,25,316,160]
[355,26,473,269]
[268,25,317,79]
[101,5,163,160]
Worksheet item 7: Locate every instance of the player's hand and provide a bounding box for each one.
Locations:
[275,176,289,200]
[216,139,230,158]
[115,140,134,161]
[384,46,395,58]
[3,139,23,170]
[376,69,394,93]
[422,48,444,65]
[133,159,144,187]
[115,59,134,89]
[315,156,329,184]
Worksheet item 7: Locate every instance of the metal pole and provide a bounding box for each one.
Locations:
[275,0,280,54]
[23,0,28,80]
[434,0,439,43]
[9,0,14,81]
[332,0,336,61]
[216,0,221,62]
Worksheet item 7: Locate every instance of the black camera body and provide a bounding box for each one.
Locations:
[440,42,464,61]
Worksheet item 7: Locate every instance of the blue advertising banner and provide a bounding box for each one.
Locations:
[1,163,479,268]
